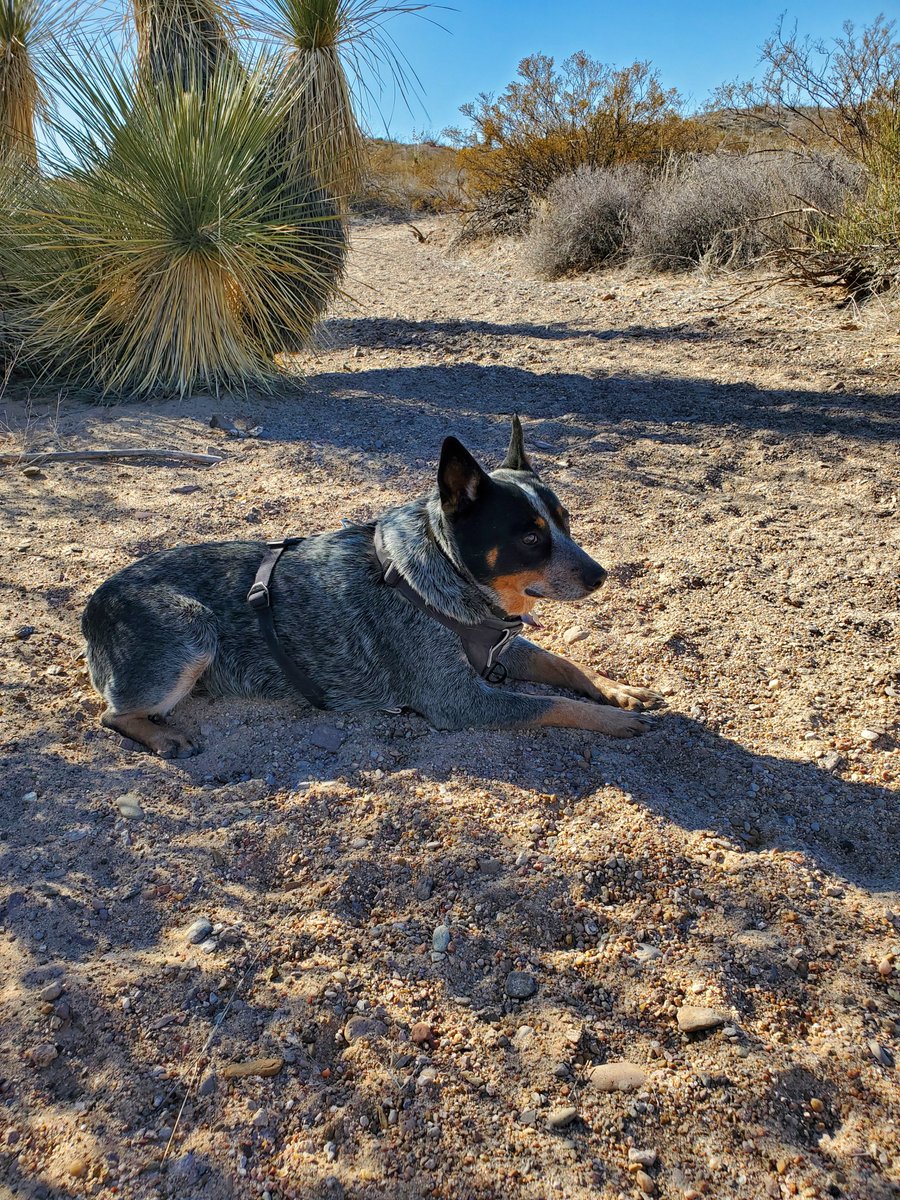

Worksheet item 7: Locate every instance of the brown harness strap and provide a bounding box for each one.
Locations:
[246,538,328,709]
[373,524,523,682]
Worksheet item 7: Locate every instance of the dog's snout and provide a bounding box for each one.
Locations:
[585,564,607,591]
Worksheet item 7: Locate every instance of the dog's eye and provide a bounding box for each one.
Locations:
[522,532,539,546]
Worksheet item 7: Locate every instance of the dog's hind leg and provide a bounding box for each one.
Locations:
[83,584,218,758]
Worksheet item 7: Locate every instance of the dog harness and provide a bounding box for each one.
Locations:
[373,524,524,683]
[247,529,525,706]
[246,538,328,709]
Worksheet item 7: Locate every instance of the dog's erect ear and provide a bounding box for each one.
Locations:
[502,414,533,473]
[438,436,489,515]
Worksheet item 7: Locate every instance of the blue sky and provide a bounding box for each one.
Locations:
[357,1,889,141]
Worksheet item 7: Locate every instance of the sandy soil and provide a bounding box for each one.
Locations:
[1,216,898,1200]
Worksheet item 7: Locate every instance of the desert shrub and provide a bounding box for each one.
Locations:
[449,52,714,241]
[714,16,900,293]
[632,151,860,270]
[352,138,464,217]
[525,164,644,277]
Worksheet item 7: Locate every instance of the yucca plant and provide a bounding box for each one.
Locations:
[0,0,67,162]
[250,1,429,206]
[131,0,237,89]
[24,46,345,395]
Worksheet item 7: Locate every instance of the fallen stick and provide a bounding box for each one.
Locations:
[0,448,224,467]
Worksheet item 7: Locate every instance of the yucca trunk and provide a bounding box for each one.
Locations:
[0,0,42,164]
[256,2,371,208]
[132,0,236,89]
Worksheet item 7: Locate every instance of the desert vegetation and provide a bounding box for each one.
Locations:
[450,17,898,298]
[0,0,426,394]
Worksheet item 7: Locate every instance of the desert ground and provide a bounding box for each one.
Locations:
[1,216,898,1200]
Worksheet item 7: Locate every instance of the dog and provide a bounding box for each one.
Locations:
[81,417,662,757]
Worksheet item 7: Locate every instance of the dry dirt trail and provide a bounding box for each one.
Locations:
[0,217,898,1200]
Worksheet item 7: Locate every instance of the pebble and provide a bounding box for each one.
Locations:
[198,1071,217,1096]
[309,725,345,753]
[518,1108,537,1126]
[868,1039,894,1067]
[635,1169,656,1195]
[547,1106,578,1130]
[67,1159,88,1179]
[344,1016,388,1044]
[410,1022,434,1045]
[28,1043,59,1068]
[563,626,588,645]
[116,794,144,820]
[251,1108,269,1129]
[349,837,368,850]
[633,944,661,964]
[198,938,218,954]
[39,981,63,1003]
[877,957,894,978]
[432,925,451,953]
[820,751,843,771]
[629,1149,658,1167]
[185,917,213,944]
[221,1057,283,1079]
[505,971,537,999]
[589,1061,646,1092]
[415,875,434,900]
[677,1005,728,1033]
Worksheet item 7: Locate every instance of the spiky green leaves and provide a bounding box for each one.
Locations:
[23,50,345,394]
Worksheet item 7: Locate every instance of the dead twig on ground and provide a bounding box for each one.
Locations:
[0,448,224,466]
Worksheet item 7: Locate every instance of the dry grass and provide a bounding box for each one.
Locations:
[632,151,860,271]
[352,138,463,216]
[524,164,644,279]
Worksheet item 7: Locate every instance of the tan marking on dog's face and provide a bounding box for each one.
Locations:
[490,569,545,615]
[535,516,547,529]
[485,546,499,570]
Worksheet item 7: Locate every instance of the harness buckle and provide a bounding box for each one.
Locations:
[247,580,270,610]
[484,661,508,685]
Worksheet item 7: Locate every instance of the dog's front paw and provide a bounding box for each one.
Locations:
[594,706,652,738]
[592,676,665,712]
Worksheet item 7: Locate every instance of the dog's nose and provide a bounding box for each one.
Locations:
[586,565,607,591]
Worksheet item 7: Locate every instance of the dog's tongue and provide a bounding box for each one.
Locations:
[521,613,542,629]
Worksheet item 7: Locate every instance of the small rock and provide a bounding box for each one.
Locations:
[860,728,881,744]
[635,1169,656,1195]
[39,981,63,1003]
[633,944,661,964]
[15,626,35,641]
[677,1005,728,1033]
[343,1016,387,1044]
[28,1043,58,1068]
[417,1067,438,1089]
[518,1108,537,1126]
[877,957,894,978]
[410,1022,434,1046]
[563,626,589,646]
[309,725,345,753]
[432,925,451,953]
[251,1107,269,1129]
[505,971,537,999]
[820,751,843,771]
[629,1149,658,1167]
[349,837,368,850]
[67,1159,88,1179]
[185,917,213,944]
[198,938,218,954]
[221,1056,283,1079]
[868,1039,894,1067]
[547,1106,578,1130]
[198,1071,217,1096]
[415,875,434,900]
[209,413,241,435]
[116,794,144,820]
[588,1061,646,1092]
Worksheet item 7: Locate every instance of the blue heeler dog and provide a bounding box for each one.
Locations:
[82,418,663,757]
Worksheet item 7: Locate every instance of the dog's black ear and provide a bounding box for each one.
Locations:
[502,414,533,473]
[438,437,488,515]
